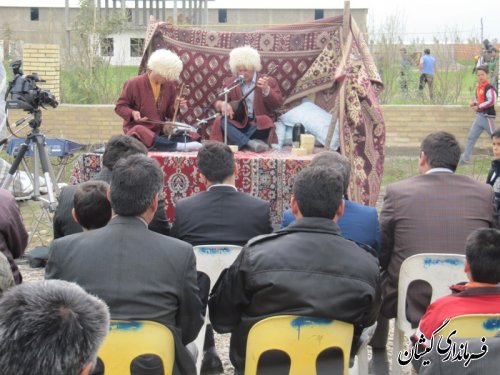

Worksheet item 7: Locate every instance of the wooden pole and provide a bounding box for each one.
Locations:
[342,0,350,44]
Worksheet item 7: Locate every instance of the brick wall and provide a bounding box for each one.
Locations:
[22,44,60,101]
[6,104,491,153]
[383,105,490,152]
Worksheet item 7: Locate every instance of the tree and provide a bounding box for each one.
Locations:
[62,0,128,104]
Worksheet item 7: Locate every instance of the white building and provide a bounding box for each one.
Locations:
[0,1,367,66]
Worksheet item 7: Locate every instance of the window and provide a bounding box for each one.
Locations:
[130,38,145,57]
[30,7,39,21]
[101,38,114,57]
[126,9,132,22]
[314,9,324,20]
[218,9,227,23]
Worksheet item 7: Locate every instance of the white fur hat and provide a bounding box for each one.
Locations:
[229,45,262,74]
[147,49,183,80]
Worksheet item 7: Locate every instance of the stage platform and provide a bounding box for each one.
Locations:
[70,150,314,225]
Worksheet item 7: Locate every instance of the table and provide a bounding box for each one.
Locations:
[70,151,313,225]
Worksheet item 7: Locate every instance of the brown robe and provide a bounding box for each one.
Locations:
[210,73,283,145]
[115,73,176,147]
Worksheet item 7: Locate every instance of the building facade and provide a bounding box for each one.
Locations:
[0,1,367,66]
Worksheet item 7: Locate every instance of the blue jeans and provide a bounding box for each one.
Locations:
[219,119,257,148]
[461,113,496,162]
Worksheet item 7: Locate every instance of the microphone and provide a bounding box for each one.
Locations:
[233,75,244,85]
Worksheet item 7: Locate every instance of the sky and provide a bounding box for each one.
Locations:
[1,0,499,43]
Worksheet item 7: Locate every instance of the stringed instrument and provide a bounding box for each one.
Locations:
[163,83,186,138]
[229,65,278,123]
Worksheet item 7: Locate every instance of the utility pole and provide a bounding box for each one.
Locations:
[480,18,483,42]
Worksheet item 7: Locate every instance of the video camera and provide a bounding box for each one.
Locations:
[6,60,58,112]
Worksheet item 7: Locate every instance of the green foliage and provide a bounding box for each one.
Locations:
[61,0,129,104]
[368,13,484,105]
[61,65,138,104]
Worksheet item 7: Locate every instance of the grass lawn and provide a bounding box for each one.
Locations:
[60,65,139,104]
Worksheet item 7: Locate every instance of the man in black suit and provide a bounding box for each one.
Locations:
[53,135,170,239]
[171,141,272,374]
[46,155,204,375]
[171,141,272,246]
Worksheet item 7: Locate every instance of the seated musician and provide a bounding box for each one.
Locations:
[212,45,283,153]
[115,48,201,151]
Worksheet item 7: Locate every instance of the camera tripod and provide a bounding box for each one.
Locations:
[1,109,60,243]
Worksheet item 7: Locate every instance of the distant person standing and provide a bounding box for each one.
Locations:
[419,48,436,100]
[460,65,496,165]
[488,48,498,94]
[399,48,412,96]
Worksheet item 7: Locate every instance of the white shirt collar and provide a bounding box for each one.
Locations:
[207,184,237,191]
[426,167,454,174]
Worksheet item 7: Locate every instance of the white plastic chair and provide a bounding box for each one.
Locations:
[392,253,466,375]
[192,244,242,374]
[350,323,377,375]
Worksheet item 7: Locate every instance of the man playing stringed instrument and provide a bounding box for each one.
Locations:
[212,45,283,153]
[115,49,201,151]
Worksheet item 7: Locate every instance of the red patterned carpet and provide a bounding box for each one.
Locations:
[71,150,313,225]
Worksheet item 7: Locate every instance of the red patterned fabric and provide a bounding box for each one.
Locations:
[140,16,385,206]
[71,152,313,224]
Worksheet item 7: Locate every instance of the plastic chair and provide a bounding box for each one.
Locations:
[392,253,466,375]
[192,244,242,374]
[98,320,175,375]
[244,315,354,375]
[437,314,500,338]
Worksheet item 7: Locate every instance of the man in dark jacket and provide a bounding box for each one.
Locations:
[53,135,170,238]
[208,166,381,373]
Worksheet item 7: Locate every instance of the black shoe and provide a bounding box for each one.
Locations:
[200,349,223,374]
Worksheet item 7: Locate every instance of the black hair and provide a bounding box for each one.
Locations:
[196,141,234,184]
[292,166,344,219]
[74,181,111,230]
[466,228,500,284]
[421,132,461,172]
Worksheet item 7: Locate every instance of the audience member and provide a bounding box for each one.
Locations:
[53,135,170,238]
[171,141,272,374]
[0,188,28,284]
[0,279,110,375]
[209,166,381,373]
[412,228,500,348]
[46,155,204,374]
[375,132,497,349]
[172,141,272,246]
[73,181,111,231]
[211,45,283,152]
[280,151,380,253]
[459,65,496,165]
[0,252,14,296]
[487,129,500,213]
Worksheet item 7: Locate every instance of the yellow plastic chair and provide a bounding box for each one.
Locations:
[436,314,500,338]
[98,320,175,375]
[244,315,354,375]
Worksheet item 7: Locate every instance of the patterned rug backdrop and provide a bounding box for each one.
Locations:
[141,16,385,206]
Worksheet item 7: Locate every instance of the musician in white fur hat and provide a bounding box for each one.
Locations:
[211,45,283,153]
[115,48,201,151]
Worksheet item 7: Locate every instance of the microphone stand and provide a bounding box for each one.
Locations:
[218,79,242,145]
